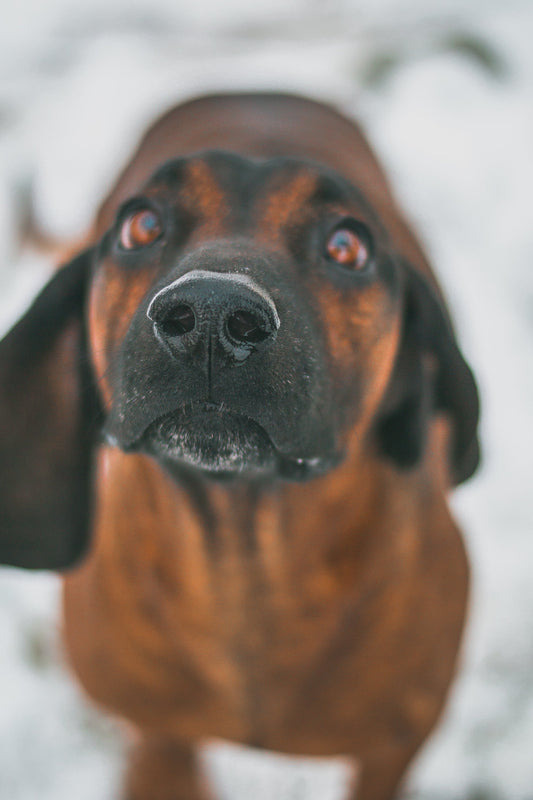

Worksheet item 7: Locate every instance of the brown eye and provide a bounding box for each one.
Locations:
[326,227,370,270]
[120,209,162,250]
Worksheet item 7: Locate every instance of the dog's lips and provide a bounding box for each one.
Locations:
[119,403,342,480]
[139,403,276,475]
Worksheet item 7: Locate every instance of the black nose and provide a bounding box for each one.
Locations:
[147,270,280,361]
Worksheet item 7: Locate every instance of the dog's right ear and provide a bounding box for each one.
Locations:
[0,249,102,570]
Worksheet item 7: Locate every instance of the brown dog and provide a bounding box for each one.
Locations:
[0,93,479,800]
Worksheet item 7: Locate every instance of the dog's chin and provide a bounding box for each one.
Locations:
[141,406,276,477]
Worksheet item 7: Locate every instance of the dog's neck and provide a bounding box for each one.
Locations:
[89,439,429,573]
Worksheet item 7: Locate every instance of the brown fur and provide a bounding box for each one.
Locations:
[64,432,467,799]
[16,94,475,799]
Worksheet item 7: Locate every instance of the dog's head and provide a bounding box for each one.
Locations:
[0,95,479,569]
[90,151,405,481]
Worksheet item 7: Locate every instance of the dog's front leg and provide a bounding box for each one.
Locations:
[124,736,209,800]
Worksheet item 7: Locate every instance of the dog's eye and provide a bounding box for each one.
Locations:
[120,209,163,250]
[325,227,370,270]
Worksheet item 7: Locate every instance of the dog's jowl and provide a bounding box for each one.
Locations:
[0,93,479,800]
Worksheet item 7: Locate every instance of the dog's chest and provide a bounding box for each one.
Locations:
[77,463,373,743]
[135,494,357,741]
[64,451,461,753]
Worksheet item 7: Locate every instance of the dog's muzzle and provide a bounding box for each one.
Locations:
[104,256,341,480]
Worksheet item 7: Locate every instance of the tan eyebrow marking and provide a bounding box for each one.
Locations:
[180,159,230,237]
[255,170,319,243]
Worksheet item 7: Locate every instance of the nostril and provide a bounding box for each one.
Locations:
[157,304,196,337]
[226,310,271,344]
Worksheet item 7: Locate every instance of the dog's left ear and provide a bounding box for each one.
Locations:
[376,262,480,485]
[0,249,101,570]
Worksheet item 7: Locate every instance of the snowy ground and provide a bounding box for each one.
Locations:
[0,1,532,798]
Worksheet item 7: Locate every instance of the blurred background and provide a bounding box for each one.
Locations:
[0,0,532,798]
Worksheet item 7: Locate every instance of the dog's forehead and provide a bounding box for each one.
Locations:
[143,150,371,222]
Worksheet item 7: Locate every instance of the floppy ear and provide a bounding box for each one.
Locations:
[376,263,480,485]
[0,249,101,569]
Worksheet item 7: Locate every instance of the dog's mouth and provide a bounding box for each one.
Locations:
[142,403,274,475]
[126,403,340,481]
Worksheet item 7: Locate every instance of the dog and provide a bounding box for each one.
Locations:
[0,93,479,800]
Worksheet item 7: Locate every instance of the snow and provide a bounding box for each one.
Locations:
[0,1,532,798]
